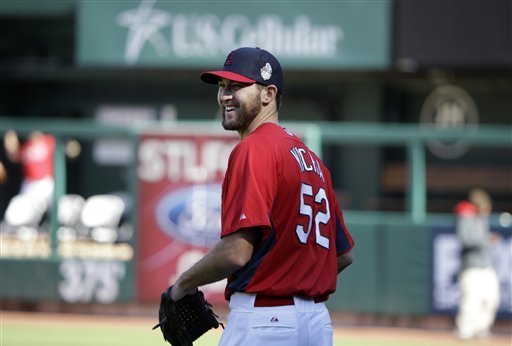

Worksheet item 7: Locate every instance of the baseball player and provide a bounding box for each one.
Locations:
[455,189,500,340]
[3,130,56,212]
[169,47,354,346]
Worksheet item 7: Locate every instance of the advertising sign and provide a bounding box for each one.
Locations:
[420,85,479,160]
[78,0,390,69]
[137,131,238,303]
[431,223,512,317]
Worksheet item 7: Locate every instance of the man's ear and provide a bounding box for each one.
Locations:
[261,85,278,105]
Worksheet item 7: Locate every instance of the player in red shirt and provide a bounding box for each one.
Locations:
[169,47,354,346]
[4,130,55,208]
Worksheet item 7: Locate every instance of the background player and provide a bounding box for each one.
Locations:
[168,47,354,346]
[455,188,501,340]
[3,130,56,209]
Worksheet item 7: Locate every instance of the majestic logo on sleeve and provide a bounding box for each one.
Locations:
[260,63,272,80]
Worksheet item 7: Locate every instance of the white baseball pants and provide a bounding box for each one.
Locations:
[456,267,500,339]
[218,293,333,346]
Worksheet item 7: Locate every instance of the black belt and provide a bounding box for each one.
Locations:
[254,294,327,307]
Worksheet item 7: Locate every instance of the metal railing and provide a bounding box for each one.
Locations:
[1,117,510,258]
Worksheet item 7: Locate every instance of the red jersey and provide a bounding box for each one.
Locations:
[221,123,354,301]
[20,134,55,181]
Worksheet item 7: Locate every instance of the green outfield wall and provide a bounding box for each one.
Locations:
[328,215,431,315]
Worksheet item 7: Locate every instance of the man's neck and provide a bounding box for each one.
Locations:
[239,110,278,140]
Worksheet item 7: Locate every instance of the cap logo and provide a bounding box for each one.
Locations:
[260,63,272,80]
[224,53,234,66]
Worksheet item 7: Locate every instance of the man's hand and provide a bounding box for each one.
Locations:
[153,286,223,345]
[170,281,196,302]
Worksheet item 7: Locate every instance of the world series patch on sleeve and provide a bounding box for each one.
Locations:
[152,286,223,345]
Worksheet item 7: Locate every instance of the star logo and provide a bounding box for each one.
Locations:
[117,0,171,64]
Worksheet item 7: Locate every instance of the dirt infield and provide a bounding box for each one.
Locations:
[2,310,511,346]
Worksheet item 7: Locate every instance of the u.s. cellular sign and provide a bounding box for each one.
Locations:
[77,0,390,69]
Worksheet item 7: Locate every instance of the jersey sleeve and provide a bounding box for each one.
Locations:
[221,140,278,237]
[334,205,354,255]
[325,170,354,255]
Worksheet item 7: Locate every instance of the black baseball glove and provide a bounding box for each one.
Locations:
[152,286,223,345]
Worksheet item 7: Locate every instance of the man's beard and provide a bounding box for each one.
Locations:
[221,95,262,131]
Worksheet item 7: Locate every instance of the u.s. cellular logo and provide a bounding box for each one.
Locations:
[117,0,343,64]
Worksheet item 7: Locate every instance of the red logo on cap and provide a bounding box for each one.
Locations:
[224,53,234,66]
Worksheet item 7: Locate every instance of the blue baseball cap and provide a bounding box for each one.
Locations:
[201,47,284,93]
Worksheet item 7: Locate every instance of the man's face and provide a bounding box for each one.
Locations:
[217,79,262,131]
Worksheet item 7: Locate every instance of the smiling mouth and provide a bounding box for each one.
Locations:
[224,105,236,112]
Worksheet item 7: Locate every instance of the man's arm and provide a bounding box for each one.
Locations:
[4,130,20,162]
[170,228,258,301]
[337,250,353,273]
[0,161,6,184]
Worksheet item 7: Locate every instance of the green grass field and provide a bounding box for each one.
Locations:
[2,312,509,346]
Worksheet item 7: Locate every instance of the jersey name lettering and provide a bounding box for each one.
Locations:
[290,146,324,182]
